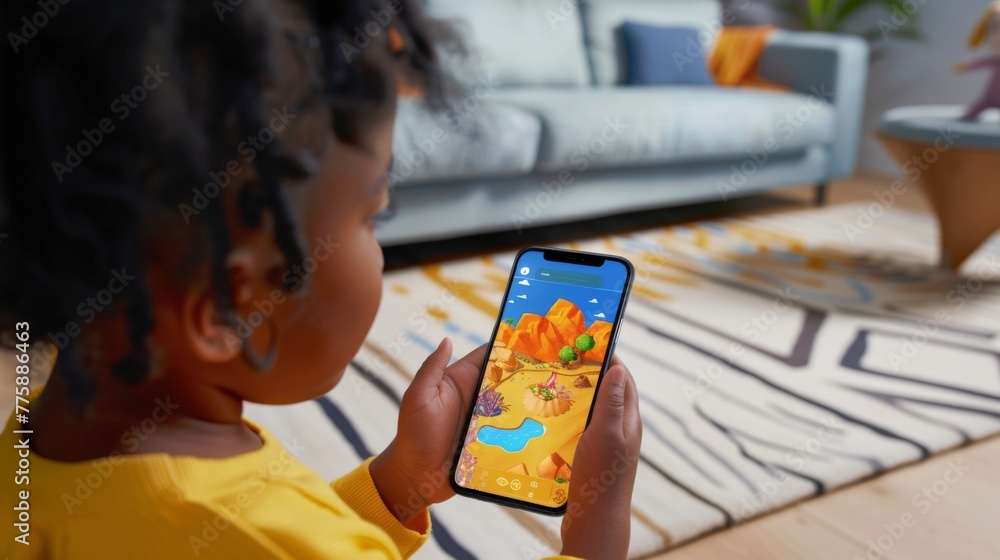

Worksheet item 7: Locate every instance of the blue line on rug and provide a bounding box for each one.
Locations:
[349,361,402,405]
[841,331,1000,401]
[638,454,736,527]
[636,320,933,459]
[693,406,826,495]
[313,396,476,560]
[848,387,1000,421]
[637,394,755,493]
[641,298,825,368]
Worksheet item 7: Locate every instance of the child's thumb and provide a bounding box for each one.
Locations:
[410,338,453,393]
[588,365,629,433]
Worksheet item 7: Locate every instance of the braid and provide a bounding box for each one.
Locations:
[58,344,97,418]
[233,81,307,292]
[0,0,455,413]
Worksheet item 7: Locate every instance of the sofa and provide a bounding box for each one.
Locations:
[377,0,869,246]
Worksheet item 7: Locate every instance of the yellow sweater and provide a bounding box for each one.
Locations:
[1,406,581,559]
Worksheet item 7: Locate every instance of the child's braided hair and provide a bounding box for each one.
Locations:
[0,0,458,414]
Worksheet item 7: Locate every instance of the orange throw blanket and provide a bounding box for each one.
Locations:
[710,26,786,90]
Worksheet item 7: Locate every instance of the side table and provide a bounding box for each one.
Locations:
[878,105,1000,269]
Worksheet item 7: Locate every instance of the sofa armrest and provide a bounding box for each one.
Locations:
[758,31,869,180]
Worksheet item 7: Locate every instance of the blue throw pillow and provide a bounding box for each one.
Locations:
[621,21,714,86]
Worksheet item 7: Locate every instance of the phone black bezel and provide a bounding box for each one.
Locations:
[449,246,635,516]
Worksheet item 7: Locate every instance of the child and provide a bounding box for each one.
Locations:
[958,0,1000,120]
[0,1,642,559]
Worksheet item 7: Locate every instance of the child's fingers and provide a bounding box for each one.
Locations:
[445,343,488,388]
[408,338,453,396]
[458,342,489,368]
[609,353,626,370]
[622,369,641,442]
[589,364,629,435]
[443,343,489,417]
[589,363,640,444]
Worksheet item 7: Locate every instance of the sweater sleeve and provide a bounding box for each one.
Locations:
[332,457,431,558]
[331,458,584,560]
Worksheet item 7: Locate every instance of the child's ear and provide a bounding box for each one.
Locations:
[181,274,244,364]
[181,247,269,364]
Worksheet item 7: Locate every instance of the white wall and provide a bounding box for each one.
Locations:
[726,0,993,176]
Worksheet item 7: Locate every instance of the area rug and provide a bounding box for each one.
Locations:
[246,203,1000,559]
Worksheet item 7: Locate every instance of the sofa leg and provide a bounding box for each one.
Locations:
[814,182,828,206]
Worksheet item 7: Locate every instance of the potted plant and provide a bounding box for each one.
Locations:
[767,0,922,43]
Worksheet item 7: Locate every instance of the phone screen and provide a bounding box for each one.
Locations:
[453,247,633,514]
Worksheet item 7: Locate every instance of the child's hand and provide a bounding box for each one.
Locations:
[370,338,486,523]
[559,358,642,560]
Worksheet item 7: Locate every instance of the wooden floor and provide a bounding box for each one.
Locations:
[650,176,1000,560]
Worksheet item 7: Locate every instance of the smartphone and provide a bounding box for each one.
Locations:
[451,247,634,515]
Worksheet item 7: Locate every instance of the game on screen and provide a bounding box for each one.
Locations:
[455,252,626,509]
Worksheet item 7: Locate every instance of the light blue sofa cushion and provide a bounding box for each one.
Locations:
[621,22,714,86]
[390,98,542,186]
[491,87,836,173]
[424,0,591,87]
[584,0,722,85]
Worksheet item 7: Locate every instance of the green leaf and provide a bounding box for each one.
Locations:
[559,345,578,362]
[763,0,925,40]
[860,23,922,43]
[807,0,826,29]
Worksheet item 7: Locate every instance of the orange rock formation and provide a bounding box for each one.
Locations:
[505,463,529,475]
[537,452,572,481]
[497,298,612,363]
